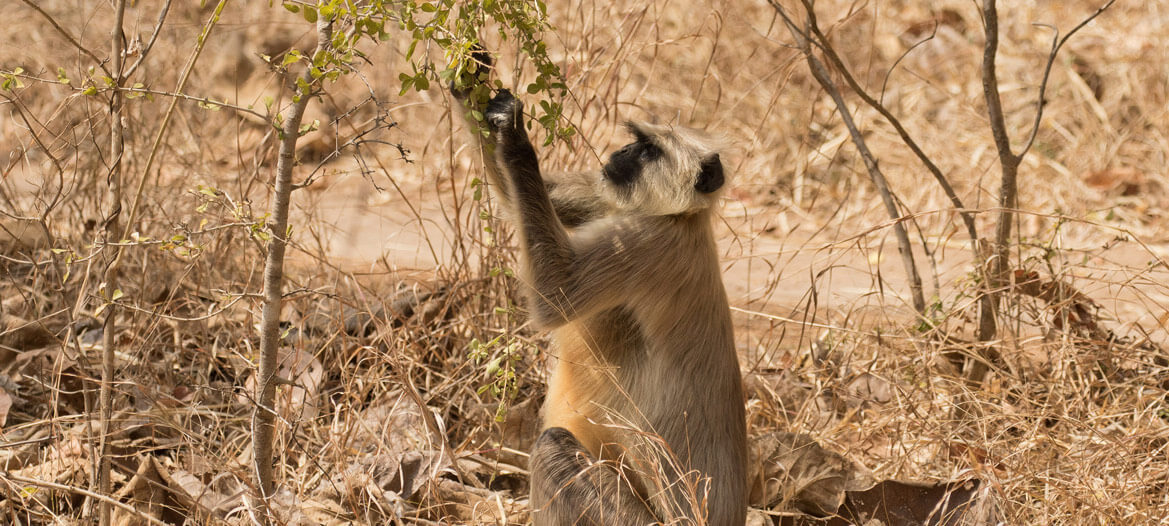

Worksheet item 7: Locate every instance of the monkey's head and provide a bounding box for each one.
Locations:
[600,121,727,216]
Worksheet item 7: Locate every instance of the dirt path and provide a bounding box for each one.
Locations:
[298,172,969,319]
[297,167,1169,356]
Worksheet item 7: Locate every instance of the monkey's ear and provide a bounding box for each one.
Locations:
[624,121,652,144]
[695,154,724,194]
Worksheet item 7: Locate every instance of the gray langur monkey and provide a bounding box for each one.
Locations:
[451,52,746,526]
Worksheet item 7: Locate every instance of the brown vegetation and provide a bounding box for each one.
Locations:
[1,0,1167,524]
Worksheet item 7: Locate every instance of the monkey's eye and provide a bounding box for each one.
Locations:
[639,142,662,162]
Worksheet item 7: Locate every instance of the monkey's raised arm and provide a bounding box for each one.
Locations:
[485,91,674,329]
[451,51,607,227]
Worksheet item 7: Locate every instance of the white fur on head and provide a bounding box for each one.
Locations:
[599,121,729,216]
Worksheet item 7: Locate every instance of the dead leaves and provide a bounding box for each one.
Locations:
[749,432,996,525]
[1083,167,1148,197]
[750,431,874,517]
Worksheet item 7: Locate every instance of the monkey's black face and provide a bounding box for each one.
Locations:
[602,132,661,188]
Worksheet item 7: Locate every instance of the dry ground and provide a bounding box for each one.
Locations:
[2,0,1168,524]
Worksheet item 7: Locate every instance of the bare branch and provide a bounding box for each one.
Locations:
[980,0,1114,353]
[18,0,113,78]
[796,5,982,256]
[773,3,926,313]
[123,0,174,79]
[980,1,1016,167]
[1018,0,1117,157]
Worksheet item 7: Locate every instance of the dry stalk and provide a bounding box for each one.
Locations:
[786,0,997,347]
[123,0,228,237]
[977,0,1115,382]
[251,17,334,526]
[97,2,127,525]
[1,472,172,526]
[771,3,926,315]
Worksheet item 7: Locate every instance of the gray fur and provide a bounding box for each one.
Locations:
[454,80,746,526]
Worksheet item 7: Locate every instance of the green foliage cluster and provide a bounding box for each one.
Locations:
[399,0,574,144]
[468,334,525,421]
[274,0,572,144]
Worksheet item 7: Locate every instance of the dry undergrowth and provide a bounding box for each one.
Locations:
[1,0,1168,524]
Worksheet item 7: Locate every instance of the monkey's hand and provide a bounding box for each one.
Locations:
[485,89,524,135]
[450,46,493,102]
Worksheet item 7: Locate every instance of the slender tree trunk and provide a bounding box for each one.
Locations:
[98,2,127,525]
[251,18,332,525]
[973,0,1023,383]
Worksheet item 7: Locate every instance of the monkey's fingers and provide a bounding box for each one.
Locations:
[485,89,522,132]
[449,43,494,100]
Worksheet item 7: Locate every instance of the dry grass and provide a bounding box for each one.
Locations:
[1,0,1168,524]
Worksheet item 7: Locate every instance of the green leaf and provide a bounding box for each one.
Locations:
[82,85,97,96]
[302,6,317,22]
[282,2,299,13]
[398,72,414,95]
[282,52,301,66]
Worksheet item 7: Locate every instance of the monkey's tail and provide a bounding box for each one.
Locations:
[530,427,660,526]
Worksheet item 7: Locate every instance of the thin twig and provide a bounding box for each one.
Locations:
[0,472,171,526]
[1017,0,1117,158]
[97,2,127,524]
[772,4,926,314]
[123,0,174,80]
[122,0,233,241]
[122,87,268,120]
[18,0,113,78]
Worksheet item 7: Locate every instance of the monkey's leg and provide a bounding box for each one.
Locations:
[531,427,658,526]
